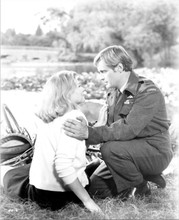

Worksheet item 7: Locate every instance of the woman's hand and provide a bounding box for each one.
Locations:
[66,178,103,214]
[63,116,89,140]
[83,198,103,214]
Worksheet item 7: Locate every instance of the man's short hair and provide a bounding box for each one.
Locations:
[94,45,133,71]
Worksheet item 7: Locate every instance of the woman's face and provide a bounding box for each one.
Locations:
[70,82,85,105]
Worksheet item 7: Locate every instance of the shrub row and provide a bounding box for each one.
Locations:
[1,68,178,105]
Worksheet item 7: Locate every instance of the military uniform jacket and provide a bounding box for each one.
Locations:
[87,71,172,155]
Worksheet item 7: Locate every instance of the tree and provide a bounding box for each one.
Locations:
[145,0,178,67]
[40,8,72,51]
[2,0,177,67]
[1,29,16,45]
[35,25,43,36]
[122,0,178,67]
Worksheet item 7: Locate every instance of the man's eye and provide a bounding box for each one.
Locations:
[100,70,107,74]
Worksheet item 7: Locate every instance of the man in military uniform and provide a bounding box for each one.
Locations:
[63,45,173,199]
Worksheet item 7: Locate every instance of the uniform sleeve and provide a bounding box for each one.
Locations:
[55,111,86,185]
[87,87,162,144]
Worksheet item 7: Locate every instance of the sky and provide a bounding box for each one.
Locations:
[1,0,80,34]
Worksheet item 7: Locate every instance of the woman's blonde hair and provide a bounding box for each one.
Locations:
[37,70,78,123]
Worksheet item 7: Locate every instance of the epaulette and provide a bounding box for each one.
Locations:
[138,78,158,93]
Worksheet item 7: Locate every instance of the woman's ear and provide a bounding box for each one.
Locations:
[115,63,123,72]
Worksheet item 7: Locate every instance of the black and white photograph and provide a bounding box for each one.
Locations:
[1,0,179,219]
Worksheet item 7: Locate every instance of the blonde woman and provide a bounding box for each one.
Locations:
[1,71,102,213]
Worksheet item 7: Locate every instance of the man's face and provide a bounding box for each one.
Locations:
[96,59,119,89]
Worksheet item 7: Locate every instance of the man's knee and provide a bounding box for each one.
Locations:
[100,142,111,161]
[101,141,130,162]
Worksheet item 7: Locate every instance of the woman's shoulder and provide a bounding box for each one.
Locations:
[64,109,87,121]
[53,109,87,124]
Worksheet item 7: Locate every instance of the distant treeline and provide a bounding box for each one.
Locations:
[1,0,178,68]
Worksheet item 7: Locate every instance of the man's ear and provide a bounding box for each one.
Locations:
[115,63,123,72]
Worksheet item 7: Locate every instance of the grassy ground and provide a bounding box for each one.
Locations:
[0,172,179,220]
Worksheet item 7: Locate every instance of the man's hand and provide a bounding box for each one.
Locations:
[63,116,89,140]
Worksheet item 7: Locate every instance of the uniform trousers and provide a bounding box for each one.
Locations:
[88,139,173,199]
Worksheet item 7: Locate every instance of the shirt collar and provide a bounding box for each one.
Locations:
[120,80,128,94]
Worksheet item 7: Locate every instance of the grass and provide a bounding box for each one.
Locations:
[0,172,179,220]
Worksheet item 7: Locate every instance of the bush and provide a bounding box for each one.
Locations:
[1,68,178,103]
[1,71,106,99]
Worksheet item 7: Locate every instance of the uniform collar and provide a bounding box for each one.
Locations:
[107,71,142,96]
[123,70,141,96]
